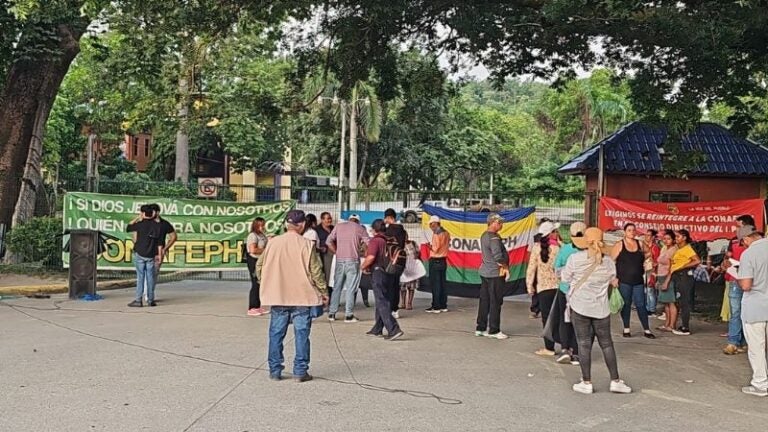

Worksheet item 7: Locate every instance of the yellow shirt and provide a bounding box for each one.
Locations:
[670,244,697,273]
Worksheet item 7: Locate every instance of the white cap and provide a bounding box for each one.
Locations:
[537,221,561,236]
[569,221,587,237]
[429,215,441,224]
[348,214,361,221]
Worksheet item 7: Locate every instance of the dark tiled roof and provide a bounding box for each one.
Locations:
[558,122,768,177]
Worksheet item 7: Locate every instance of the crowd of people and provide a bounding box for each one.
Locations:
[127,204,768,395]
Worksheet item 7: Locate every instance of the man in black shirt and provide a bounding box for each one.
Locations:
[127,205,163,307]
[316,212,335,300]
[149,203,177,285]
[384,208,407,317]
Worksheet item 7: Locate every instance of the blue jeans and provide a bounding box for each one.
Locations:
[330,260,361,316]
[134,253,156,302]
[619,283,650,331]
[645,272,657,314]
[728,282,746,346]
[268,306,312,377]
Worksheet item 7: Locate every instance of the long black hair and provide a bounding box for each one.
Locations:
[677,229,692,244]
[540,233,551,263]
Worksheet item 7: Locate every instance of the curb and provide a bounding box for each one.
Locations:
[0,279,136,296]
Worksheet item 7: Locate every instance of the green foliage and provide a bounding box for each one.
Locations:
[6,216,63,266]
[101,173,196,198]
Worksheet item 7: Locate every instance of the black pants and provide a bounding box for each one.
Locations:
[388,269,404,312]
[477,276,504,334]
[571,310,619,382]
[554,290,578,354]
[429,258,448,309]
[673,271,695,329]
[530,291,540,314]
[321,252,334,301]
[538,289,557,351]
[246,257,260,309]
[370,269,401,335]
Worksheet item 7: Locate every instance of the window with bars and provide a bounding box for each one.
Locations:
[649,191,695,203]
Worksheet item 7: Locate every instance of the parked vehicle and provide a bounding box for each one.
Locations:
[400,200,448,223]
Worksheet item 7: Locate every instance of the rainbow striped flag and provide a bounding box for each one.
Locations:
[420,205,537,297]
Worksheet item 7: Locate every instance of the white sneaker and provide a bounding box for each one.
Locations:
[610,380,632,394]
[573,381,593,394]
[440,308,448,313]
[656,313,667,321]
[742,386,768,397]
[474,330,488,337]
[485,332,509,340]
[391,311,400,319]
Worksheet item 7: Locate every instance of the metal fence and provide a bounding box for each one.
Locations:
[7,174,590,282]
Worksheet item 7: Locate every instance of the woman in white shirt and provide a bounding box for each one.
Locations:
[303,213,320,246]
[562,227,632,395]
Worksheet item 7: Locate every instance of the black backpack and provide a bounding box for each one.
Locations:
[383,236,407,274]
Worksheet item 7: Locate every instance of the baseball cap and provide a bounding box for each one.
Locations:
[737,225,756,240]
[569,222,587,237]
[286,209,306,225]
[348,214,361,222]
[429,215,441,224]
[487,213,504,224]
[537,221,561,236]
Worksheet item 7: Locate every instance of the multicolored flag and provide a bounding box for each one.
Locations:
[420,205,537,297]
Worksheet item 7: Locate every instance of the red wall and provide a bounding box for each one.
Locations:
[124,133,153,172]
[584,174,767,224]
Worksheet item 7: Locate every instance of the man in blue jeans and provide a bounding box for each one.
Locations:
[724,225,753,354]
[257,210,329,382]
[127,205,162,307]
[326,214,369,322]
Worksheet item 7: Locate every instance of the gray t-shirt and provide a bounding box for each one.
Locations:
[479,231,509,278]
[247,232,268,258]
[739,238,768,323]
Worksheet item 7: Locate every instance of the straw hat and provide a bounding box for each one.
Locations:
[572,227,606,258]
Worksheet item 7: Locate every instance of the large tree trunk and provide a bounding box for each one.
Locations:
[174,75,190,183]
[0,23,84,237]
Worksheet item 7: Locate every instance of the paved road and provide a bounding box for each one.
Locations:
[0,280,761,431]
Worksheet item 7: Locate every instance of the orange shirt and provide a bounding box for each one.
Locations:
[430,229,451,258]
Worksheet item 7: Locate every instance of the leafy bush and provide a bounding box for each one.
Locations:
[6,217,63,267]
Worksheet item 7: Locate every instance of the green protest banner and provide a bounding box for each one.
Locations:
[63,192,295,270]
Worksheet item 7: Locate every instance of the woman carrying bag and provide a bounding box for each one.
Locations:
[399,238,425,311]
[562,227,632,395]
[527,221,562,357]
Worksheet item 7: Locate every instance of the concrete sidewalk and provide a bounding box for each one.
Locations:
[0,280,761,432]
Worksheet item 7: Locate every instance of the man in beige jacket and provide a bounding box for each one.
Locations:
[256,210,328,382]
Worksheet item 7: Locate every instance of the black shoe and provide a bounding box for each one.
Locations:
[644,332,656,339]
[363,301,370,308]
[295,373,313,382]
[269,373,282,381]
[128,300,143,307]
[425,307,439,314]
[385,331,404,341]
[148,301,157,307]
[622,331,631,338]
[366,330,383,337]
